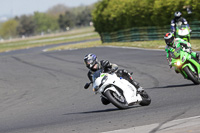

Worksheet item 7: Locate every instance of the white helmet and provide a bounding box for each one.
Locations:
[174,11,182,18]
[164,32,175,47]
[84,53,97,69]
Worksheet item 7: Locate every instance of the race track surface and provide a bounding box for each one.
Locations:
[0,46,199,133]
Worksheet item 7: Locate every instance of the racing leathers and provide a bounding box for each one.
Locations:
[165,38,199,68]
[171,17,190,37]
[87,60,141,90]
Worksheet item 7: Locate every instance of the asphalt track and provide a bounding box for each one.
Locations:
[0,43,199,133]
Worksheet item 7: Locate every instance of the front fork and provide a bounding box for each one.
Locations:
[180,63,199,79]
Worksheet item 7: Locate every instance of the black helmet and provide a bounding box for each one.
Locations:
[174,11,182,19]
[164,32,175,47]
[84,53,97,69]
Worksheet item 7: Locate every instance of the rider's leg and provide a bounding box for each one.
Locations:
[174,67,180,73]
[190,52,200,78]
[130,78,144,92]
[191,52,200,62]
[117,69,143,92]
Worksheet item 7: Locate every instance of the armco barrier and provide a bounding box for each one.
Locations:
[101,21,200,43]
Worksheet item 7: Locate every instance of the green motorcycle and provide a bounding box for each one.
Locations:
[169,47,200,84]
[176,23,191,42]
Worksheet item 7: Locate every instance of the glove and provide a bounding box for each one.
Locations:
[122,69,128,74]
[84,83,91,89]
[184,48,192,53]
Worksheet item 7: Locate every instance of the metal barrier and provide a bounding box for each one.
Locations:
[101,21,200,43]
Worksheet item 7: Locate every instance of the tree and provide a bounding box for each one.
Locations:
[16,15,35,36]
[76,6,93,27]
[92,0,200,33]
[58,10,76,30]
[47,4,69,18]
[0,19,18,39]
[33,12,59,34]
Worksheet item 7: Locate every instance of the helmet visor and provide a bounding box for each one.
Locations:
[165,37,174,46]
[84,59,95,69]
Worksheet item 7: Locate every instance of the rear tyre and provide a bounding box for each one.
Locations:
[139,90,151,106]
[104,90,128,109]
[183,66,200,85]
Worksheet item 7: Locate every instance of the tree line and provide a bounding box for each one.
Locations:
[0,4,94,39]
[92,0,200,33]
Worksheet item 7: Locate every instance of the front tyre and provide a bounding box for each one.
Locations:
[139,90,151,106]
[104,90,128,109]
[183,66,200,85]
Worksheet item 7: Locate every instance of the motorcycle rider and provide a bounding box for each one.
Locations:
[171,11,191,37]
[164,32,200,69]
[83,53,143,105]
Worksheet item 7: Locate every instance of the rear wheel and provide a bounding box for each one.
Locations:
[104,90,128,109]
[183,66,200,85]
[139,90,151,106]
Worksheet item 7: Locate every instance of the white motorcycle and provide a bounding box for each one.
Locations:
[84,69,151,109]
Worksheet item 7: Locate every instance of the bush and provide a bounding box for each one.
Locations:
[92,0,200,33]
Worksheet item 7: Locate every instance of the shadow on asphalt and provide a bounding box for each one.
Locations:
[63,105,141,115]
[148,83,196,89]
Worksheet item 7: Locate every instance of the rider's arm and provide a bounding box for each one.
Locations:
[110,63,118,72]
[171,19,176,33]
[100,60,118,73]
[179,40,192,53]
[87,71,93,82]
[182,18,191,31]
[84,71,93,89]
[165,46,170,59]
[180,41,191,48]
[182,18,189,25]
[165,46,172,67]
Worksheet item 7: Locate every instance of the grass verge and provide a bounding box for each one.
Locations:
[0,27,99,53]
[1,26,200,52]
[46,39,200,51]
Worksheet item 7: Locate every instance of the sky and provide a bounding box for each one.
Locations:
[0,0,98,21]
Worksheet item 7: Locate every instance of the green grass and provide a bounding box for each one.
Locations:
[1,26,200,53]
[0,27,99,53]
[46,39,200,51]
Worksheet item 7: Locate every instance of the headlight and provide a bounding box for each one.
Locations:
[101,76,108,84]
[95,76,108,92]
[93,86,99,92]
[176,61,181,66]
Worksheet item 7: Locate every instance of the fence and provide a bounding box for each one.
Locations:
[100,21,200,43]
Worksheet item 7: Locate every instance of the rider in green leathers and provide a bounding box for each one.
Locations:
[164,32,200,68]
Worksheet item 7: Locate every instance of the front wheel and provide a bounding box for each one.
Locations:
[139,90,151,106]
[183,66,200,85]
[104,90,128,109]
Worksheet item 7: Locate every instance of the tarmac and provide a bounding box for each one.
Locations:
[102,115,200,133]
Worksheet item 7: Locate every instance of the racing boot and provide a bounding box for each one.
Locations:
[195,53,200,79]
[192,52,200,64]
[121,70,144,93]
[196,53,200,64]
[175,68,180,74]
[129,76,144,93]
